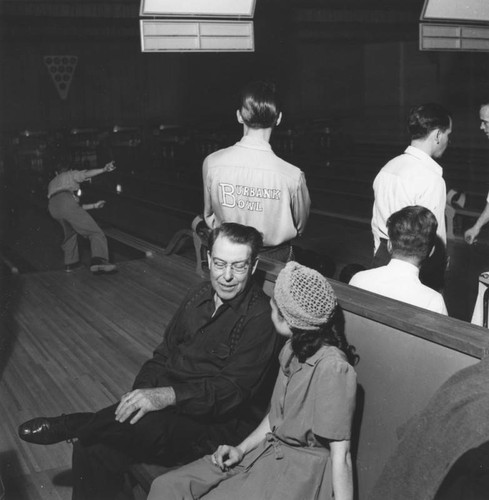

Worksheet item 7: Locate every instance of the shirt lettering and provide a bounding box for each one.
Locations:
[218,182,280,212]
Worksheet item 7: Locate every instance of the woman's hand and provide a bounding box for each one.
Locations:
[211,444,244,471]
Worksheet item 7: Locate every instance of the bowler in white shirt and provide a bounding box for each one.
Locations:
[351,205,448,315]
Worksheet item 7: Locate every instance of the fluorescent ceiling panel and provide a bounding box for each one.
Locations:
[140,20,254,52]
[140,0,256,18]
[420,22,489,51]
[421,0,489,23]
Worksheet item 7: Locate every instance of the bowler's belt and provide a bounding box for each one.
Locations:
[48,189,75,200]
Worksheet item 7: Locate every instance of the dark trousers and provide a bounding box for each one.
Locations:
[419,238,447,293]
[260,243,293,263]
[371,238,391,269]
[48,193,109,265]
[70,404,220,500]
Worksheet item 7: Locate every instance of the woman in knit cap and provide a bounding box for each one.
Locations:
[148,262,358,500]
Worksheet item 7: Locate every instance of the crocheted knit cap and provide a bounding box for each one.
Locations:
[274,261,337,330]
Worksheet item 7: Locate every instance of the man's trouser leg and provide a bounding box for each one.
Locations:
[260,243,293,263]
[72,441,133,500]
[420,238,447,292]
[49,193,109,262]
[49,197,80,265]
[59,219,80,265]
[72,404,212,500]
[66,205,109,262]
[371,238,390,268]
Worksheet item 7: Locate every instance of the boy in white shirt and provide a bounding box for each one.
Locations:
[351,205,447,315]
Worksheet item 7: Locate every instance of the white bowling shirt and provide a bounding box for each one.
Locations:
[349,258,448,315]
[371,146,446,252]
[203,136,310,247]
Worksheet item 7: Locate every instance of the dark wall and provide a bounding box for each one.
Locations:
[0,6,292,132]
[357,42,489,146]
[2,8,489,147]
[1,36,181,130]
[0,32,205,131]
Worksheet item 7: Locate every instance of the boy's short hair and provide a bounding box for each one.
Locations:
[239,81,281,129]
[387,206,438,260]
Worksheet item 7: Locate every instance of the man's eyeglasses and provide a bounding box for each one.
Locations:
[211,258,251,274]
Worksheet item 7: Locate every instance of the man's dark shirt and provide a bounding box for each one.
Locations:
[133,280,278,420]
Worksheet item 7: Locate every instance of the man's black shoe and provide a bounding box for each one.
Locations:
[64,262,82,273]
[18,413,89,445]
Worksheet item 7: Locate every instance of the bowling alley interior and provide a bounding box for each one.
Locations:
[2,0,489,499]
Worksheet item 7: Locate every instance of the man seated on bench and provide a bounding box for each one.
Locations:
[350,206,448,315]
[201,80,311,262]
[18,223,281,500]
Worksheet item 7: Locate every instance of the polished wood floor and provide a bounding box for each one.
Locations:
[0,252,201,499]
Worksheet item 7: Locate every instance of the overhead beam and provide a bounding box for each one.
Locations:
[0,1,139,19]
[0,17,138,41]
[292,8,419,24]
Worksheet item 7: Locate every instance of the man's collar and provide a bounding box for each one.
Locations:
[196,279,257,313]
[404,145,443,175]
[237,135,273,152]
[221,279,256,312]
[387,258,420,276]
[194,282,214,307]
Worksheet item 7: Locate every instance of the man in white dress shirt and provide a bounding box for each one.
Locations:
[351,206,448,315]
[465,101,489,326]
[371,104,452,289]
[465,101,489,245]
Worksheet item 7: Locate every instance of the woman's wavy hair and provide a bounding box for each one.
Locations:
[288,308,358,366]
